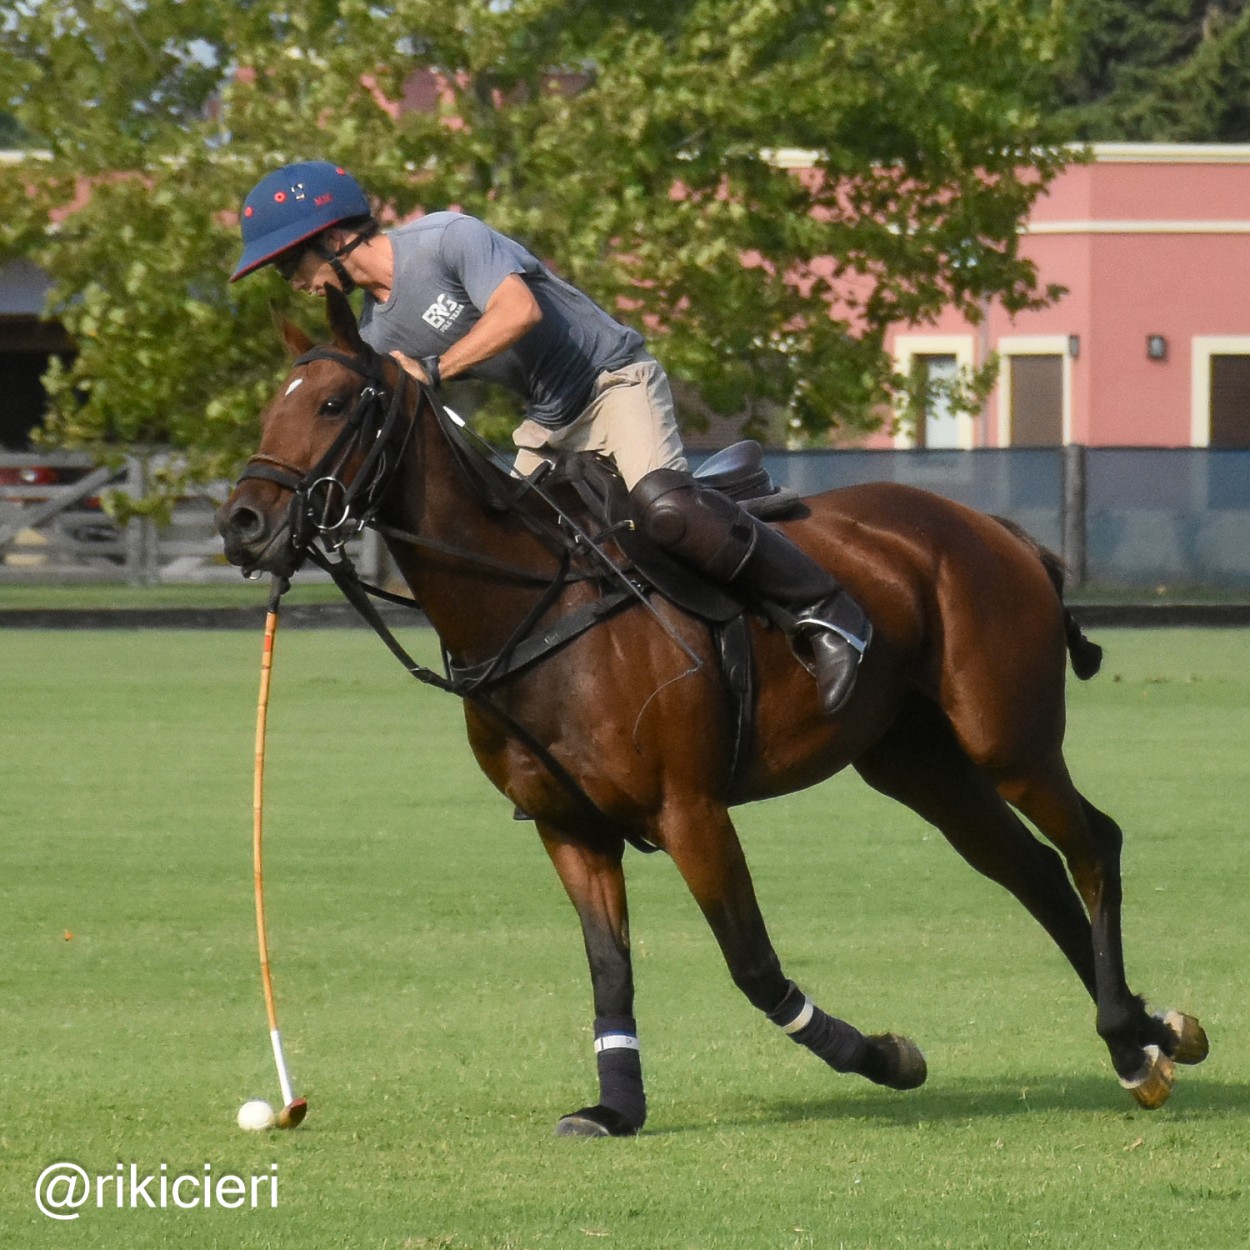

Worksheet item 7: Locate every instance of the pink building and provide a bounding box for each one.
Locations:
[879,143,1250,452]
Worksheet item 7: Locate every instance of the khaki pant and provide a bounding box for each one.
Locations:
[512,353,687,489]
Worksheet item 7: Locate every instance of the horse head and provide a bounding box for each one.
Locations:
[216,287,411,577]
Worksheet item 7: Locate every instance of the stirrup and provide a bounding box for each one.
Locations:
[791,613,871,717]
[793,613,871,656]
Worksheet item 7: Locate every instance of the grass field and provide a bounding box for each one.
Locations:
[1,624,1247,1249]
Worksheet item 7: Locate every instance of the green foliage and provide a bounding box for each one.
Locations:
[0,1,1074,502]
[1055,0,1250,140]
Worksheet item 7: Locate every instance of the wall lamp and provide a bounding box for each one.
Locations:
[1146,334,1168,361]
[1068,334,1080,359]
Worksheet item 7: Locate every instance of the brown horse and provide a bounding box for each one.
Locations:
[217,289,1207,1136]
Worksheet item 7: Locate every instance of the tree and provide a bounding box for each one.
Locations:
[0,0,1074,506]
[1054,0,1250,141]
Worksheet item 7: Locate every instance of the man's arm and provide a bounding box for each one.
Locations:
[390,272,542,387]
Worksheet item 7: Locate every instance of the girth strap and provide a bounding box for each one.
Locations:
[714,612,756,799]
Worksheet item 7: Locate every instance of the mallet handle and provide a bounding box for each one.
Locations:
[253,576,291,1077]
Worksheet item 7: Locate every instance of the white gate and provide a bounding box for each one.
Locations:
[0,453,382,585]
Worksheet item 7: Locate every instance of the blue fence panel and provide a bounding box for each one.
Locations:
[691,446,1250,591]
[691,448,1066,550]
[1085,449,1250,590]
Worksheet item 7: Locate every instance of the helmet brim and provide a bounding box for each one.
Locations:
[230,222,335,283]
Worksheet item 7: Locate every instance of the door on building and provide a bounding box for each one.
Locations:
[1008,354,1063,446]
[0,316,73,449]
[1208,354,1250,447]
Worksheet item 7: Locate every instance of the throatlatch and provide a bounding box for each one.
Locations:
[629,469,872,715]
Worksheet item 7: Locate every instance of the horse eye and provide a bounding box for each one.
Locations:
[319,394,350,417]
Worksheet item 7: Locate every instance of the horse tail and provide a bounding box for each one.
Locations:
[992,515,1103,681]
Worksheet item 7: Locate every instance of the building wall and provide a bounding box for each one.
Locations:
[883,144,1250,451]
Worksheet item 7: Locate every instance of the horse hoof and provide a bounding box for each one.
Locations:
[1120,1045,1175,1110]
[861,1033,928,1091]
[1162,1010,1209,1065]
[554,1105,639,1138]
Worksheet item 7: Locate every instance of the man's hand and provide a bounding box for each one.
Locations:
[389,350,433,386]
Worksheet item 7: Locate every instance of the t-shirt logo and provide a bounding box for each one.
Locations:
[421,293,466,332]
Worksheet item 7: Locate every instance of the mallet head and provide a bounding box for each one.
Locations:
[276,1098,308,1129]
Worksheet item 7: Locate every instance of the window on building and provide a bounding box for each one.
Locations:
[913,353,961,449]
[1209,354,1250,448]
[1008,354,1063,447]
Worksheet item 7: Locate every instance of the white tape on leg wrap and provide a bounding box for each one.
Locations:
[779,996,816,1035]
[594,1033,641,1054]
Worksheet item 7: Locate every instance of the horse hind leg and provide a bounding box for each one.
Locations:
[854,699,1126,1084]
[1000,771,1209,1108]
[858,698,1102,979]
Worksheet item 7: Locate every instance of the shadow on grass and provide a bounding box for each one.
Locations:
[655,1070,1249,1134]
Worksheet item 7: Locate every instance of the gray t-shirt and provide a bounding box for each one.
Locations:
[359,212,645,429]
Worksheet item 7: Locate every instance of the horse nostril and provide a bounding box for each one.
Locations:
[221,503,266,545]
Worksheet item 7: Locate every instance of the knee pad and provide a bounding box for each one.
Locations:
[629,468,697,546]
[629,469,757,582]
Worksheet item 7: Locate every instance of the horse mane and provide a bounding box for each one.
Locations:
[991,514,1102,681]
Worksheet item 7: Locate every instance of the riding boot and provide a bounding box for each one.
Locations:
[630,468,871,716]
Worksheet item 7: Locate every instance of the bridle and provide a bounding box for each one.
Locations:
[236,345,412,562]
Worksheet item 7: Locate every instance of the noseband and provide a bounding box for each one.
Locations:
[236,346,412,559]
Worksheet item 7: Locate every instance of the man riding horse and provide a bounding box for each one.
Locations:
[230,160,871,717]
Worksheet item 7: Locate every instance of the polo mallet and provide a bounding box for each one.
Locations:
[252,573,307,1129]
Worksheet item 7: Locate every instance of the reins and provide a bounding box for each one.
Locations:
[236,341,699,845]
[415,399,705,674]
[236,345,621,828]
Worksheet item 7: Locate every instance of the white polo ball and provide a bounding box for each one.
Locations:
[237,1098,276,1131]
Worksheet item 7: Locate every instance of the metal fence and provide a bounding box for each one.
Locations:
[3,448,1249,591]
[733,446,1250,593]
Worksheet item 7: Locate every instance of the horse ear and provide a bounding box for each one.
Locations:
[272,304,313,358]
[325,285,367,356]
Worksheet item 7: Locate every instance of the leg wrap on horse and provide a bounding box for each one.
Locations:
[766,981,868,1073]
[630,469,872,715]
[593,1016,647,1129]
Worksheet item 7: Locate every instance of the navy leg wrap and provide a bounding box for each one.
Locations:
[766,982,867,1073]
[594,1016,646,1129]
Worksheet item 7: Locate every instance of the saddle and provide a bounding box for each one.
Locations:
[540,442,805,808]
[546,440,803,623]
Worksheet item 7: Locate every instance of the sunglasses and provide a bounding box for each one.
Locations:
[274,247,308,281]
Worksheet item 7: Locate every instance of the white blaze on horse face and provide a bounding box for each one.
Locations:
[285,378,304,397]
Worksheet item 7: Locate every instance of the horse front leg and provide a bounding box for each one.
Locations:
[538,824,647,1137]
[660,799,927,1096]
